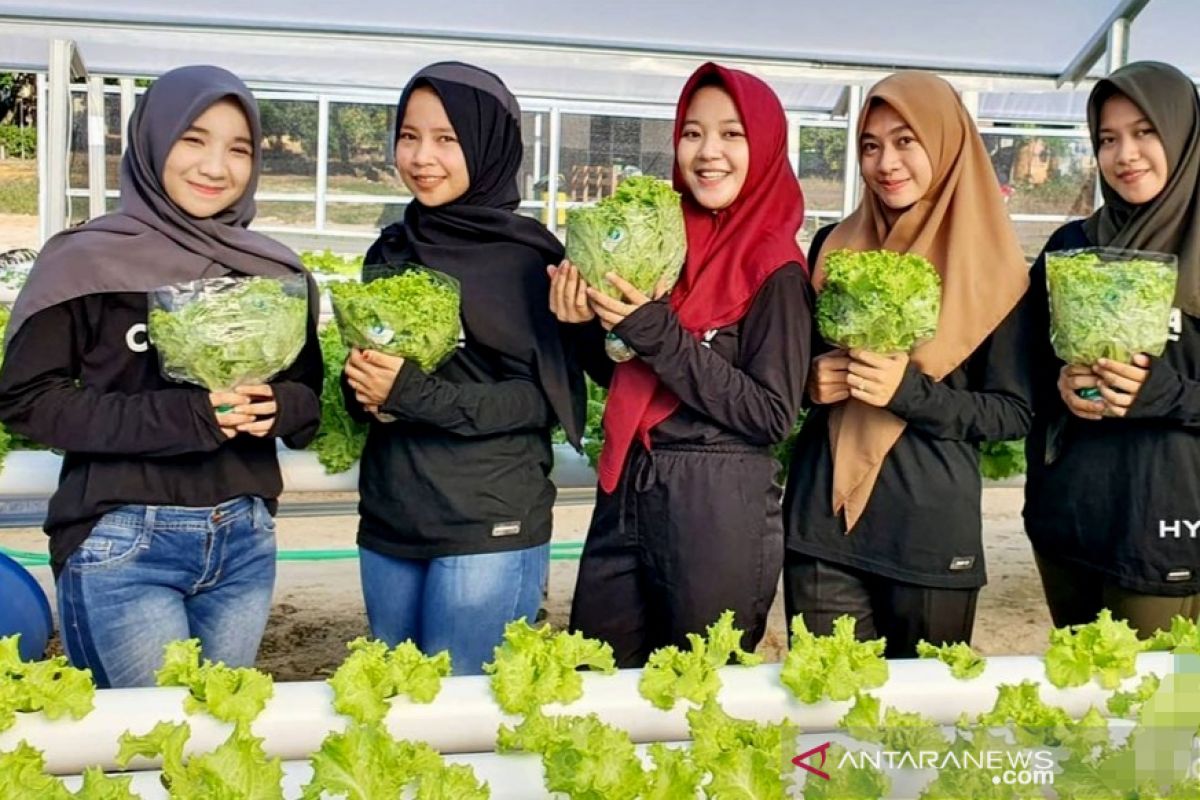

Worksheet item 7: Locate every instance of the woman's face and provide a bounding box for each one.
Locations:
[394,86,470,207]
[676,85,750,211]
[1097,92,1169,205]
[859,101,934,216]
[161,98,254,218]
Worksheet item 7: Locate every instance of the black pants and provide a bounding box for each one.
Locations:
[569,445,783,667]
[783,551,979,659]
[1034,549,1200,638]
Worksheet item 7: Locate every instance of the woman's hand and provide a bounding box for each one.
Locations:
[209,391,253,439]
[345,348,406,408]
[548,260,595,323]
[1093,354,1151,418]
[586,272,669,331]
[807,350,851,405]
[847,349,909,407]
[231,384,278,437]
[1058,364,1105,420]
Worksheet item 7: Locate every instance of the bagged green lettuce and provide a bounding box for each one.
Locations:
[1045,247,1177,365]
[148,275,309,392]
[328,266,462,374]
[565,175,686,301]
[816,248,941,353]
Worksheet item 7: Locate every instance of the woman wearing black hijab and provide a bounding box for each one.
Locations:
[0,66,323,687]
[344,62,584,675]
[1025,61,1200,636]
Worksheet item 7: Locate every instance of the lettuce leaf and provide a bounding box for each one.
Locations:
[781,615,888,704]
[116,721,283,800]
[565,175,686,302]
[155,639,273,729]
[327,637,451,725]
[639,609,762,710]
[308,325,367,473]
[484,619,615,716]
[0,742,72,800]
[0,634,95,732]
[687,701,797,800]
[1044,609,1144,689]
[802,742,890,800]
[816,248,941,353]
[498,711,646,800]
[1046,249,1177,365]
[916,640,987,680]
[328,267,461,373]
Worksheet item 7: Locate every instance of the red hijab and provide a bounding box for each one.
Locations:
[597,62,806,493]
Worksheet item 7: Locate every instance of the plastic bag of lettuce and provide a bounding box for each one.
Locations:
[148,275,309,392]
[1046,247,1177,365]
[328,265,461,374]
[565,175,686,301]
[816,248,941,352]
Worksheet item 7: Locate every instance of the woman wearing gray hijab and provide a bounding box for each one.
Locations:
[0,66,323,687]
[1024,61,1200,636]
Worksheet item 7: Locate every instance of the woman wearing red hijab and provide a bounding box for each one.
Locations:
[549,62,811,666]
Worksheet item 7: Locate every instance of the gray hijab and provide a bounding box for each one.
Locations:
[8,65,309,342]
[1085,61,1200,317]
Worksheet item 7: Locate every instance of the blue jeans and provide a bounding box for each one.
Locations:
[57,495,276,689]
[359,543,549,675]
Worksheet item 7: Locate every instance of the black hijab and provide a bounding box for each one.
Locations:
[8,65,313,343]
[1085,61,1200,317]
[366,62,584,446]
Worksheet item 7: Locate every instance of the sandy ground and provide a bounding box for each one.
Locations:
[0,214,38,252]
[4,487,1052,680]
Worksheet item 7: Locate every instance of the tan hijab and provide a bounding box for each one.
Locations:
[811,71,1029,531]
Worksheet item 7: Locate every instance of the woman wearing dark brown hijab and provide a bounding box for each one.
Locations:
[1025,61,1200,637]
[784,72,1032,658]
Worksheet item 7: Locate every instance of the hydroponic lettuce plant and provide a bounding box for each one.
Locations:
[299,250,363,279]
[781,614,888,703]
[308,324,367,474]
[638,609,762,710]
[1045,248,1177,365]
[1044,609,1143,689]
[0,742,140,799]
[837,692,950,756]
[687,701,798,800]
[148,275,308,392]
[155,639,273,729]
[0,634,95,733]
[302,722,488,800]
[116,721,282,800]
[816,248,941,353]
[326,637,451,725]
[328,267,461,374]
[483,618,616,716]
[801,742,890,800]
[916,640,987,680]
[565,175,686,301]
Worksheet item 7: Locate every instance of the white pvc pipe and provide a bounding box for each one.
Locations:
[7,653,1176,776]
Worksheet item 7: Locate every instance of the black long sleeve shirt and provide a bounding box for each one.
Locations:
[784,226,1034,589]
[348,315,559,559]
[1024,220,1200,595]
[0,291,322,571]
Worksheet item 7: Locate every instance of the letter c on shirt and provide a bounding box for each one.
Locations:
[126,323,149,353]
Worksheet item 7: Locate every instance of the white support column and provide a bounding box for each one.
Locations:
[841,84,864,216]
[86,75,106,220]
[547,107,562,235]
[315,96,329,231]
[786,114,801,176]
[45,40,77,238]
[532,113,543,185]
[36,73,49,246]
[1106,17,1130,74]
[118,78,135,154]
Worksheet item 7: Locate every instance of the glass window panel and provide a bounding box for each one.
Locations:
[520,111,549,202]
[258,99,318,195]
[327,102,402,197]
[325,201,406,233]
[797,126,847,212]
[559,113,673,202]
[254,200,314,229]
[983,132,1096,217]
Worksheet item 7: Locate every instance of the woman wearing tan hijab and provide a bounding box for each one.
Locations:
[782,72,1032,657]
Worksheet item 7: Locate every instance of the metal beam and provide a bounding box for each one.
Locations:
[1057,0,1151,86]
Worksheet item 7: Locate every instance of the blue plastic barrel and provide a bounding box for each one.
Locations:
[0,551,53,661]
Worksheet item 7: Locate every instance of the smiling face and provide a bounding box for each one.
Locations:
[161,98,254,218]
[859,100,934,220]
[1097,92,1169,206]
[676,85,750,211]
[394,86,471,207]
